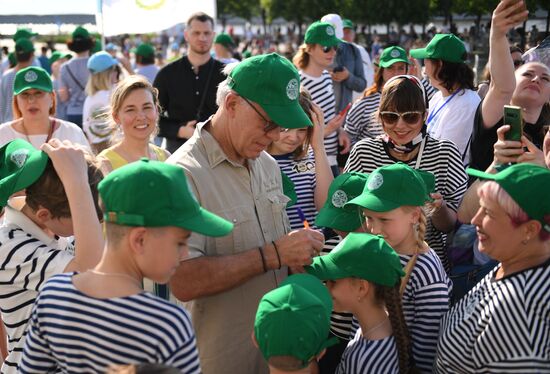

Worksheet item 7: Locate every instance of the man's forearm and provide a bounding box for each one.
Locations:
[170,247,271,302]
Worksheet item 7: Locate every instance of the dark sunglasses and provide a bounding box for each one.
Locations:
[322,45,338,53]
[380,111,424,125]
[513,59,524,68]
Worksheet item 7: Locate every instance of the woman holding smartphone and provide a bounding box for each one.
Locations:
[469,0,550,173]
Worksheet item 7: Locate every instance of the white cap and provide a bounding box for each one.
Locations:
[321,14,344,39]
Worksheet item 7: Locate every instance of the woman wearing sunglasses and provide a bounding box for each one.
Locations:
[293,21,348,176]
[345,46,435,145]
[345,75,468,272]
[0,66,89,149]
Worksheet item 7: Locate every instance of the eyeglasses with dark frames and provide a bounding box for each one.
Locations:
[242,97,281,133]
[380,111,424,125]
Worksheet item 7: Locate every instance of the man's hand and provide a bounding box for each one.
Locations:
[270,229,324,269]
[177,120,198,139]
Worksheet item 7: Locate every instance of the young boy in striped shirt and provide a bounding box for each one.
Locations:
[19,159,233,373]
[0,138,104,374]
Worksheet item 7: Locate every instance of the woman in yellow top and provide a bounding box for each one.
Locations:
[98,75,170,174]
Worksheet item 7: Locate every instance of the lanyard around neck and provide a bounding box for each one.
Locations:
[426,90,459,132]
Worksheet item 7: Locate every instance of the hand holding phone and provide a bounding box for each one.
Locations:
[503,105,523,141]
[333,66,344,73]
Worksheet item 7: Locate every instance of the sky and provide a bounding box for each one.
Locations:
[0,0,97,15]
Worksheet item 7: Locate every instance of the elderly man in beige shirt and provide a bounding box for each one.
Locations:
[167,54,325,374]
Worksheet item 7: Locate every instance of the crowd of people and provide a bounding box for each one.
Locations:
[0,0,548,373]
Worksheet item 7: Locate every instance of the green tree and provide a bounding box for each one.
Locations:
[217,0,260,29]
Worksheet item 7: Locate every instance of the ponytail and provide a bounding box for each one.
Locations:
[292,44,310,70]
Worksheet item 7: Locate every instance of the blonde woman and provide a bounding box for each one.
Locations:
[97,75,169,175]
[83,51,121,153]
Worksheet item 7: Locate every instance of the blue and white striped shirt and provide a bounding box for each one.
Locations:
[273,152,317,230]
[20,273,201,374]
[337,330,399,374]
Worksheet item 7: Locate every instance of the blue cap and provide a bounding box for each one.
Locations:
[87,51,118,74]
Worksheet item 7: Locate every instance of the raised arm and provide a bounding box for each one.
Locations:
[40,140,104,272]
[482,0,528,128]
[310,104,334,210]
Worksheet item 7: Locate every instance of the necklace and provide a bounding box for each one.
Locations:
[18,118,55,146]
[362,316,389,338]
[87,269,143,289]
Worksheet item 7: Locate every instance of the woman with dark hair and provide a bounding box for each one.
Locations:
[345,75,468,271]
[58,26,95,127]
[411,34,480,165]
[345,46,435,145]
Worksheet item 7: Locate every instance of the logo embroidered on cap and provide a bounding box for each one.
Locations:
[286,78,299,100]
[326,26,335,36]
[367,173,383,191]
[10,149,29,168]
[24,70,38,82]
[390,49,401,58]
[331,190,348,208]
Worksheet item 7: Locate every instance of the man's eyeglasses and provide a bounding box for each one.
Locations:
[322,45,338,53]
[380,111,424,125]
[513,59,524,68]
[242,97,281,133]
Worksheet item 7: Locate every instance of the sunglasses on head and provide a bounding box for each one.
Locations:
[380,111,424,125]
[322,45,338,53]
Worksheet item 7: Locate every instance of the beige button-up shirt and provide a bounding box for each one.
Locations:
[167,120,290,374]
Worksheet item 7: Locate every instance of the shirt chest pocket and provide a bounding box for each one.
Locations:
[213,206,258,255]
[256,193,290,240]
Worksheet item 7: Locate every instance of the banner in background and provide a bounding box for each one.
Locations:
[97,0,216,36]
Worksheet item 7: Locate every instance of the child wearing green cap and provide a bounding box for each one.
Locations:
[214,33,239,64]
[254,274,337,373]
[19,159,234,373]
[345,163,451,373]
[0,138,104,373]
[267,88,333,230]
[313,172,369,372]
[293,21,347,176]
[306,233,411,373]
[436,163,550,373]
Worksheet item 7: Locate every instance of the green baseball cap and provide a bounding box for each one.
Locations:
[13,67,53,95]
[467,163,550,233]
[228,53,312,129]
[15,38,35,54]
[281,171,297,207]
[342,19,354,29]
[378,46,409,68]
[0,139,49,207]
[49,51,72,65]
[13,28,37,41]
[315,172,368,232]
[410,33,466,63]
[214,33,235,48]
[72,26,90,39]
[98,159,233,237]
[135,43,155,58]
[254,283,337,366]
[345,163,435,212]
[280,273,333,313]
[304,21,342,47]
[306,233,405,286]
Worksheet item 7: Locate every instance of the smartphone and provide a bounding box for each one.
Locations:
[507,0,528,21]
[503,105,523,141]
[338,102,352,117]
[333,66,344,73]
